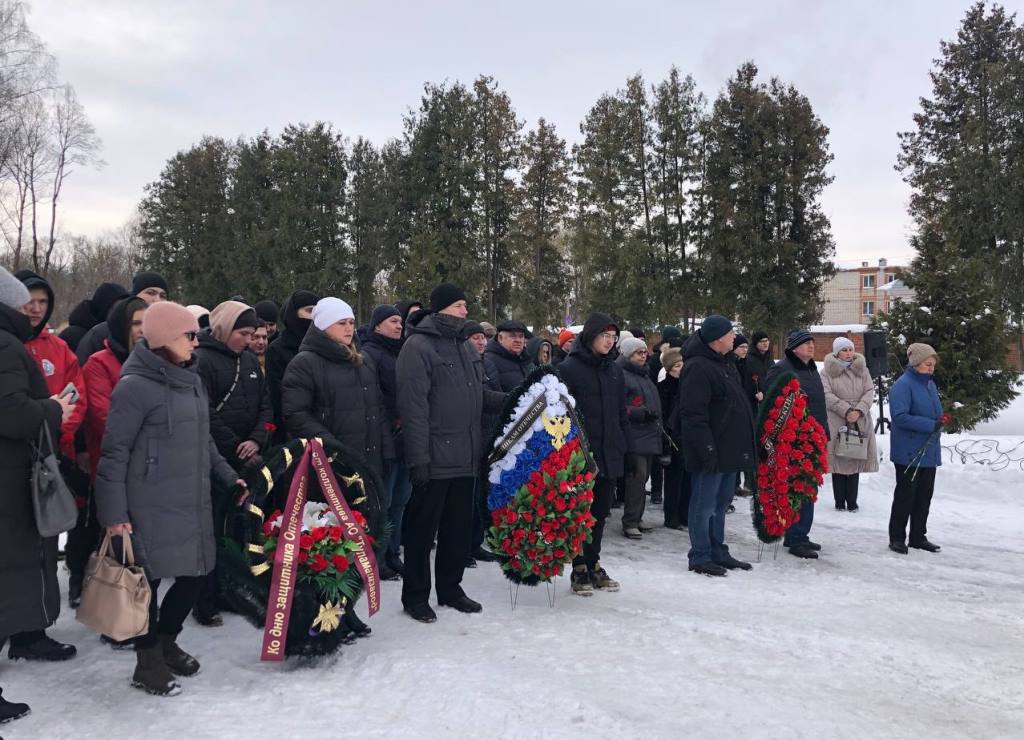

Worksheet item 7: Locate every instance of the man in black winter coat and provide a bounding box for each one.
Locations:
[676,315,756,577]
[557,312,628,595]
[265,289,319,444]
[76,272,169,364]
[396,284,505,623]
[362,304,410,576]
[484,319,535,391]
[768,329,830,559]
[746,331,773,407]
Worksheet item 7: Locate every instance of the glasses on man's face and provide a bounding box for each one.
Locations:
[598,332,616,341]
[184,331,199,342]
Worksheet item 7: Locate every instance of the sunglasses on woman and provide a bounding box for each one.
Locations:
[184,331,199,341]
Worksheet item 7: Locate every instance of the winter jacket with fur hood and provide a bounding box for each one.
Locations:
[821,353,879,475]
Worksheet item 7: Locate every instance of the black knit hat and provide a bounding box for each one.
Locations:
[463,320,486,338]
[232,308,260,331]
[429,282,466,313]
[131,271,169,296]
[751,330,770,345]
[370,304,401,329]
[699,314,733,343]
[733,334,749,349]
[253,299,279,325]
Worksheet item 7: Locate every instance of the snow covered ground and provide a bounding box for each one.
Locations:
[5,433,1024,740]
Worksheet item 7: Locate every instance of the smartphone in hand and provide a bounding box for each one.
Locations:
[59,382,79,404]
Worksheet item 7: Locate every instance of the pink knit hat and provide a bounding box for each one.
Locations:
[142,301,199,349]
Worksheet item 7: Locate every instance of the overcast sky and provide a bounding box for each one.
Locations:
[27,0,1004,264]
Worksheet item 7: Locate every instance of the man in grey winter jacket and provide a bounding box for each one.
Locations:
[396,283,504,623]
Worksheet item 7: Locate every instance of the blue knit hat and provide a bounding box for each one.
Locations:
[786,329,814,351]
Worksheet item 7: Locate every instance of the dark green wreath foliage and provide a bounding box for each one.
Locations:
[213,436,388,657]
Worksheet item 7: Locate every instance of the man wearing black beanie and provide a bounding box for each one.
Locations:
[676,315,756,576]
[396,283,504,622]
[76,271,170,364]
[253,300,280,341]
[60,282,129,352]
[362,303,407,580]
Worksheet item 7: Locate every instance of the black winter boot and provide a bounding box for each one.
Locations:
[132,644,180,696]
[570,565,593,596]
[68,572,84,609]
[0,688,30,724]
[589,562,620,592]
[159,634,200,676]
[7,631,76,662]
[689,562,728,577]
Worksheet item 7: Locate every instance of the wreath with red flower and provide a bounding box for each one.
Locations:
[486,366,598,585]
[751,371,829,543]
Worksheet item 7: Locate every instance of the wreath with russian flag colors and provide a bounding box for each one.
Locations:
[486,366,598,585]
[751,371,829,543]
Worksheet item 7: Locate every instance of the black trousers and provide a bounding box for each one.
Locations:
[663,452,691,526]
[573,476,614,569]
[63,461,99,578]
[401,476,474,607]
[136,576,204,649]
[889,464,937,545]
[832,473,860,509]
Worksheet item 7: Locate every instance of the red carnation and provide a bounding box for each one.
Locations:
[310,554,329,572]
[329,526,342,542]
[264,422,277,433]
[298,550,309,564]
[311,526,328,542]
[299,534,314,550]
[352,510,368,528]
[332,554,350,572]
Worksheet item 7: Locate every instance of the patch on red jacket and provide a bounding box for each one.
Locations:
[42,358,55,376]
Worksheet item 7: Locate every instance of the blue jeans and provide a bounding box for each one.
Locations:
[687,472,736,566]
[784,498,815,547]
[385,463,413,560]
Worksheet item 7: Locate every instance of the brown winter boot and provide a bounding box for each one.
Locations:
[132,643,180,696]
[159,633,200,676]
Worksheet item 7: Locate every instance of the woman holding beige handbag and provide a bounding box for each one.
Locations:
[821,337,879,511]
[96,302,246,697]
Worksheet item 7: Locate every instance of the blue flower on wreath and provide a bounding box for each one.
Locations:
[487,426,578,512]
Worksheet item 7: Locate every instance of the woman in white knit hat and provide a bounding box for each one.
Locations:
[820,336,878,512]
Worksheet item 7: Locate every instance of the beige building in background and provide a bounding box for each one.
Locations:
[820,258,914,325]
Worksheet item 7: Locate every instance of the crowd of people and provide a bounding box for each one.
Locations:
[0,264,948,713]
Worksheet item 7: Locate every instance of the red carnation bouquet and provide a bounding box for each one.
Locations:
[752,375,829,542]
[488,437,596,583]
[262,502,371,602]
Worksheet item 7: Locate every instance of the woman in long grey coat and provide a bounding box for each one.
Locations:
[97,302,243,697]
[821,337,879,511]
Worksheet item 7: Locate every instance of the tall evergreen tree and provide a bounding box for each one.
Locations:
[347,136,387,321]
[138,136,234,306]
[512,118,571,329]
[698,62,835,341]
[887,2,1020,428]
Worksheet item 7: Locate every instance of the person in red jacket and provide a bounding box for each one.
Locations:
[82,297,147,478]
[16,270,87,457]
[11,269,84,661]
[72,296,148,612]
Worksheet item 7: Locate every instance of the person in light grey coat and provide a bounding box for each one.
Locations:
[617,337,662,537]
[821,338,878,512]
[96,301,242,697]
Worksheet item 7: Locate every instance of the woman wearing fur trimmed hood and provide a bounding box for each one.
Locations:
[821,337,878,512]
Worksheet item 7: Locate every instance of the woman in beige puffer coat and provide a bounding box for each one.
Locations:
[821,337,879,511]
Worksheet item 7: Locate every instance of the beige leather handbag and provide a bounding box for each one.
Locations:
[76,532,151,641]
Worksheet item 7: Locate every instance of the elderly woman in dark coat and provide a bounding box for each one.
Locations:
[97,301,243,697]
[0,269,76,723]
